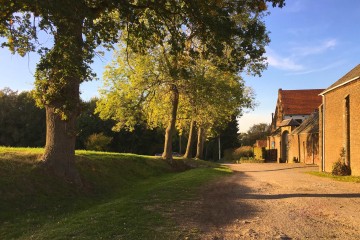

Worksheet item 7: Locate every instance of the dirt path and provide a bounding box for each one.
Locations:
[177,163,360,239]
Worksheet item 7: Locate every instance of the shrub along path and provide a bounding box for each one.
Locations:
[174,163,360,239]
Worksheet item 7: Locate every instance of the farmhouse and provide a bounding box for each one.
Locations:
[319,64,360,175]
[268,89,324,163]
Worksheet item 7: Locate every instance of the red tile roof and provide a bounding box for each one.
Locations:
[280,89,324,115]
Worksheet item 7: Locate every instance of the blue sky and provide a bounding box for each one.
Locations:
[239,0,360,132]
[1,0,360,132]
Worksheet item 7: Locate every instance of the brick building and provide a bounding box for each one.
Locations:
[288,111,319,165]
[268,89,323,163]
[319,64,360,175]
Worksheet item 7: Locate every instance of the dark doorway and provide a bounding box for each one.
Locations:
[281,131,289,163]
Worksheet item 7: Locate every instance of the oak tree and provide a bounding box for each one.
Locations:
[0,0,284,182]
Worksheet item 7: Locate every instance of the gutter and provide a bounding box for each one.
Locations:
[320,76,360,96]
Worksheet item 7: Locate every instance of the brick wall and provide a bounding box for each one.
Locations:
[288,134,299,163]
[299,133,319,165]
[288,132,319,165]
[323,80,360,175]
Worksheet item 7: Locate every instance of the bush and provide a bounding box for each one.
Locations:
[332,148,351,176]
[332,161,351,176]
[223,148,236,161]
[85,133,113,151]
[238,158,265,163]
[235,146,254,158]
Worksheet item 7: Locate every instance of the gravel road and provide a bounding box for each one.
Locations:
[177,163,360,239]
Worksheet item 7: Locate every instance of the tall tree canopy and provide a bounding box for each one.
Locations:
[0,0,285,183]
[96,47,254,160]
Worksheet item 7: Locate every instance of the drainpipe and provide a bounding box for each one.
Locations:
[322,95,326,172]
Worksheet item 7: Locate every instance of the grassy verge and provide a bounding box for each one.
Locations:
[0,147,231,239]
[307,171,360,183]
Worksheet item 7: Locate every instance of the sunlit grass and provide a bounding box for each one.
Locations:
[307,171,360,183]
[0,146,230,239]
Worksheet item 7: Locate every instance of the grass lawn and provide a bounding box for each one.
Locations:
[307,171,360,183]
[0,147,231,239]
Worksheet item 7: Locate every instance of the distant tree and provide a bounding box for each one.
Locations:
[176,58,255,159]
[85,133,112,151]
[78,98,164,155]
[203,115,241,161]
[238,123,270,146]
[219,115,241,150]
[76,98,115,150]
[0,88,46,147]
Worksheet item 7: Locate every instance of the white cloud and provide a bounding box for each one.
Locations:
[292,39,337,57]
[266,39,338,72]
[286,60,345,76]
[266,49,304,71]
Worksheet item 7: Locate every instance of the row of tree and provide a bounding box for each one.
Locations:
[95,46,255,159]
[0,0,285,184]
[0,88,243,159]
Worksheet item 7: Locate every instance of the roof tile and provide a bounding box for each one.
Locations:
[280,89,324,115]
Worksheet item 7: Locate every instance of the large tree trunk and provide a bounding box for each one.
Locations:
[195,126,205,159]
[40,20,83,185]
[42,106,81,185]
[162,84,179,160]
[183,120,196,159]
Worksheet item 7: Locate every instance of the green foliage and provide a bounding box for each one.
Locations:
[219,115,240,149]
[222,146,254,162]
[77,98,164,155]
[0,90,164,154]
[0,88,46,147]
[239,123,270,146]
[0,147,230,239]
[236,146,254,158]
[177,57,255,139]
[85,133,113,151]
[332,148,351,176]
[96,47,176,131]
[0,0,284,118]
[238,158,265,163]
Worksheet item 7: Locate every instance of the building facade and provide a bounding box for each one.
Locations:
[268,89,323,163]
[288,111,319,165]
[319,64,360,175]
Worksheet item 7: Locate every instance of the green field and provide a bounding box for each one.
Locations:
[0,147,231,239]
